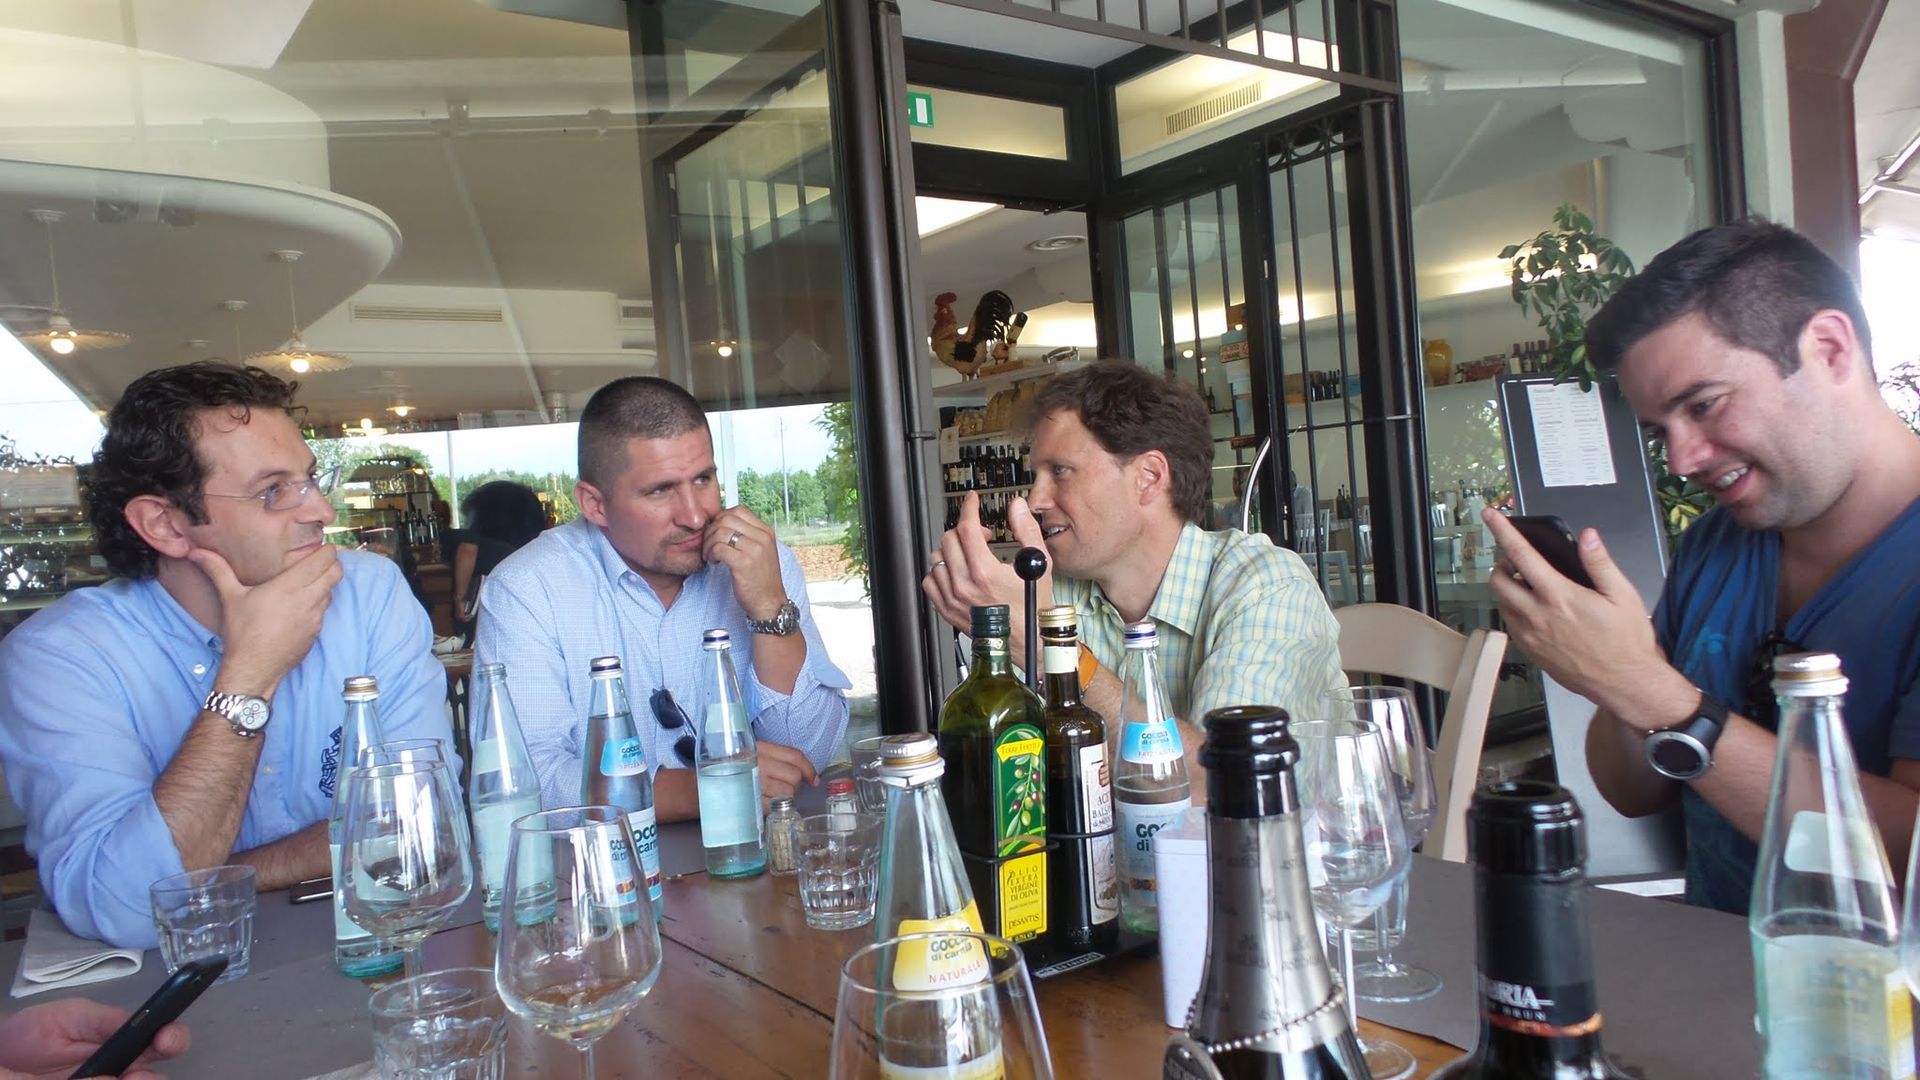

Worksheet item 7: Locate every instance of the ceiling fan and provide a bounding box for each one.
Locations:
[10,209,131,357]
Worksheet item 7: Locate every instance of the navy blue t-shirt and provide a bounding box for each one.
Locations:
[1654,498,1920,913]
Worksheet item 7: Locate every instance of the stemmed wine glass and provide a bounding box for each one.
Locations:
[342,758,473,981]
[1292,717,1417,1080]
[830,931,1053,1079]
[496,806,663,1080]
[1324,686,1443,1003]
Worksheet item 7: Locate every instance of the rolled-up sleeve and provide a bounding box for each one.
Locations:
[475,571,578,809]
[0,634,184,948]
[743,547,851,769]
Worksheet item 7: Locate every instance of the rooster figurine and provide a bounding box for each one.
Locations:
[931,292,973,377]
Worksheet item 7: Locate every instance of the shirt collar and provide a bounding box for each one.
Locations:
[581,518,706,607]
[1143,522,1210,639]
[131,575,221,651]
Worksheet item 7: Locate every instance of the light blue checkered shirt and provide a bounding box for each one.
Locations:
[474,519,851,810]
[1054,523,1346,726]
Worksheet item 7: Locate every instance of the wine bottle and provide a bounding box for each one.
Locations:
[1165,705,1365,1080]
[467,663,554,931]
[1750,652,1914,1079]
[1430,781,1631,1079]
[1040,605,1119,954]
[330,676,404,978]
[696,629,767,878]
[939,604,1048,946]
[579,656,664,919]
[1113,620,1191,934]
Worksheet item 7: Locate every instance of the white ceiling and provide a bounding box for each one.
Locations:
[0,0,1724,433]
[1856,0,1920,242]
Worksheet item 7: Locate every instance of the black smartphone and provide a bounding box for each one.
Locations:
[68,956,227,1078]
[1504,514,1597,589]
[289,875,333,904]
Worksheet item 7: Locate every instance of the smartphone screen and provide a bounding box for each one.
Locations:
[69,956,226,1078]
[1504,514,1597,589]
[289,875,333,904]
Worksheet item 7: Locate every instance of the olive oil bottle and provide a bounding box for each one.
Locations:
[939,604,1049,947]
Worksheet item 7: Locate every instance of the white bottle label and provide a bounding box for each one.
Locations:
[1078,744,1114,833]
[1087,831,1119,924]
[600,736,649,777]
[1115,798,1192,896]
[1121,718,1184,765]
[628,805,662,901]
[473,794,546,890]
[697,763,763,848]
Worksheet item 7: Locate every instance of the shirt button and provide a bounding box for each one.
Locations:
[192,664,207,676]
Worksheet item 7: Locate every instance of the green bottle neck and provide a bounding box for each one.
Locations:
[970,635,1015,677]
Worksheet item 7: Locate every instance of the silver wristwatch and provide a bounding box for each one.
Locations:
[204,690,271,739]
[746,598,801,636]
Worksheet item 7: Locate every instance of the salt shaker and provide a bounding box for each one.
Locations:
[765,796,801,875]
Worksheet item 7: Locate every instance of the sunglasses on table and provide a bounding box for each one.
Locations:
[1742,630,1806,732]
[650,688,698,767]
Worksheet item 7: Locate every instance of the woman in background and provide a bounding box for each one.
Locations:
[451,480,546,645]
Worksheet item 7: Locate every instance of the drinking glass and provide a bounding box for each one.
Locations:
[850,736,890,814]
[343,759,474,980]
[1903,815,1920,998]
[830,931,1052,1079]
[795,813,883,930]
[370,967,510,1080]
[149,865,255,983]
[1324,686,1443,1003]
[496,806,663,1080]
[1292,717,1416,1080]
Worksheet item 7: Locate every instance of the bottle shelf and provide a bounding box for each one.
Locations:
[931,358,1089,402]
[944,485,1031,499]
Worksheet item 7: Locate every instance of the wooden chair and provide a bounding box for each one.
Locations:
[1331,603,1508,863]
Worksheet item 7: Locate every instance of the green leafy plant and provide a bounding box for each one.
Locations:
[1499,204,1636,392]
[1500,204,1711,542]
[814,402,868,595]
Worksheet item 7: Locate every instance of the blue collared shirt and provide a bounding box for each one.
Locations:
[473,518,851,810]
[0,551,453,947]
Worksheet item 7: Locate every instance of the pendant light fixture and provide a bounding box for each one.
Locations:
[15,209,130,356]
[246,250,351,375]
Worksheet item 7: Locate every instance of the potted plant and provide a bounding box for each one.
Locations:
[1500,203,1712,539]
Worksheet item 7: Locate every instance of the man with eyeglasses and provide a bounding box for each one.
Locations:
[1484,221,1920,914]
[474,376,847,820]
[0,362,453,947]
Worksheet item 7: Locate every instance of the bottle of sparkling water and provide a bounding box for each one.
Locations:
[329,676,403,978]
[696,630,766,878]
[579,656,663,919]
[467,663,554,931]
[1112,619,1191,935]
[1750,651,1914,1080]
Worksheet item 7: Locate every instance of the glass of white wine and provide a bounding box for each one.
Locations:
[830,931,1052,1080]
[495,806,663,1080]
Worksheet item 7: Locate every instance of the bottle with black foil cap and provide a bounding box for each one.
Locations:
[1431,780,1630,1080]
[1164,705,1365,1080]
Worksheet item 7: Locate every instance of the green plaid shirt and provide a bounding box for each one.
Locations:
[1054,523,1346,726]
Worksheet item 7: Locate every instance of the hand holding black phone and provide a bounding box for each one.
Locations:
[1503,514,1598,590]
[67,956,224,1078]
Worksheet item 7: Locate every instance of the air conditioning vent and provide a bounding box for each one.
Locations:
[616,298,653,325]
[1164,81,1263,137]
[350,303,503,323]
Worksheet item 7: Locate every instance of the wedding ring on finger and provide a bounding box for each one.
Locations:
[728,530,743,549]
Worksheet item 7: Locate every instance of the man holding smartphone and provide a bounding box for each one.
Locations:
[0,997,190,1080]
[0,363,453,947]
[474,376,848,818]
[1484,221,1920,913]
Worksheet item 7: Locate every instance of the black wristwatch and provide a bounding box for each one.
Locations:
[1644,694,1730,781]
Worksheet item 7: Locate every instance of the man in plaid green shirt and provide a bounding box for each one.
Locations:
[925,362,1346,782]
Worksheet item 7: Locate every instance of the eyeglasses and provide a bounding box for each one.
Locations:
[649,688,698,767]
[202,466,340,512]
[1743,629,1804,732]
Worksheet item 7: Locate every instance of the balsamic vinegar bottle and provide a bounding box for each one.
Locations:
[1040,605,1119,954]
[1165,706,1365,1080]
[1431,781,1631,1079]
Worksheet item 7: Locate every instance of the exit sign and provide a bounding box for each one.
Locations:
[906,91,934,128]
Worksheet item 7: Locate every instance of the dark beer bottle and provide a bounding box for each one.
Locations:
[1039,605,1119,954]
[1430,781,1632,1079]
[1165,706,1365,1080]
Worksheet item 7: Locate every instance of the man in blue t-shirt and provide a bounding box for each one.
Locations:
[1482,221,1920,914]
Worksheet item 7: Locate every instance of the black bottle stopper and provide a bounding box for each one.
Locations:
[1013,546,1048,690]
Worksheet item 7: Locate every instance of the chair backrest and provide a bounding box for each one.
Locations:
[1331,603,1508,863]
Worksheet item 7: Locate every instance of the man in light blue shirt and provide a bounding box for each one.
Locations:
[476,377,848,818]
[0,362,451,947]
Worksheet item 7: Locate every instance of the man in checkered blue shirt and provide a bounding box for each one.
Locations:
[923,361,1345,786]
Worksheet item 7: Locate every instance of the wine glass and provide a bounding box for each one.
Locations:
[342,759,473,981]
[1324,686,1443,1003]
[830,931,1052,1079]
[496,806,663,1080]
[1291,717,1417,1080]
[1903,812,1920,998]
